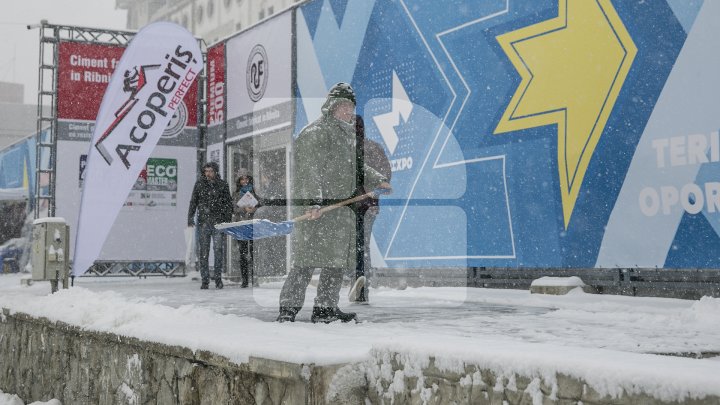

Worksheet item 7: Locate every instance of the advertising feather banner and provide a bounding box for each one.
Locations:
[72,22,202,276]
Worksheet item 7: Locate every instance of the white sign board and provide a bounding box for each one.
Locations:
[226,11,292,140]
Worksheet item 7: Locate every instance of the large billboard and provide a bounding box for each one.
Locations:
[295,0,720,269]
[56,41,200,262]
[206,43,226,174]
[226,11,292,142]
[207,43,226,133]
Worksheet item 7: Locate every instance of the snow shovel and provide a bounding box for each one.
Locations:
[215,189,388,241]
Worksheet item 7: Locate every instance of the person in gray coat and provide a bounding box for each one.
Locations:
[277,83,391,323]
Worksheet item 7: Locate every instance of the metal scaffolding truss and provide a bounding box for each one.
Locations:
[33,21,207,277]
[34,22,137,219]
[50,25,136,45]
[86,261,186,277]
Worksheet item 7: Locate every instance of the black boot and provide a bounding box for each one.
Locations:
[276,307,300,323]
[200,281,209,290]
[215,278,224,289]
[311,307,357,324]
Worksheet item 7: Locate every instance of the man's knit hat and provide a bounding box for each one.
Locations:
[327,82,356,105]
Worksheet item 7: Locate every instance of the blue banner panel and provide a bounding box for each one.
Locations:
[295,0,717,268]
[0,137,33,192]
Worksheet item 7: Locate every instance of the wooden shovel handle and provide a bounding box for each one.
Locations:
[292,191,378,223]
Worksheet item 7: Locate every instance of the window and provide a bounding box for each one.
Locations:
[196,4,204,23]
[268,6,274,15]
[182,14,189,28]
[207,0,215,18]
[225,0,232,8]
[258,9,265,20]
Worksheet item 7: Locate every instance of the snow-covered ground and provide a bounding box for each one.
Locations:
[0,389,60,405]
[1,272,720,402]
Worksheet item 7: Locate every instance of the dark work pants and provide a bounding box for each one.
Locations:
[279,267,344,311]
[354,207,378,301]
[237,240,253,286]
[197,222,225,283]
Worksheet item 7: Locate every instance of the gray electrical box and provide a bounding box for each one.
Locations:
[31,217,70,292]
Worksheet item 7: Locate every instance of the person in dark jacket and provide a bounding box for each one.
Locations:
[188,161,232,289]
[232,172,259,288]
[277,82,391,323]
[350,114,392,303]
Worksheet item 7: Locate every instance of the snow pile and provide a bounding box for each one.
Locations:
[0,389,60,405]
[1,274,719,402]
[325,363,367,402]
[0,391,23,405]
[684,296,720,323]
[0,285,370,365]
[365,344,720,403]
[530,276,585,287]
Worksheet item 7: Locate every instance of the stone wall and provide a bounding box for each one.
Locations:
[358,351,719,405]
[1,308,718,405]
[0,308,352,405]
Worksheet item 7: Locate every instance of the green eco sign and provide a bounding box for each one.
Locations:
[146,158,177,191]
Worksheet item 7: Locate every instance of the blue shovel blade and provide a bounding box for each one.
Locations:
[217,219,295,240]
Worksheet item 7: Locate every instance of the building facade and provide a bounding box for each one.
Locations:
[0,82,39,150]
[116,0,303,44]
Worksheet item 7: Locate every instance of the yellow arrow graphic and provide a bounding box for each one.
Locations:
[495,0,636,228]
